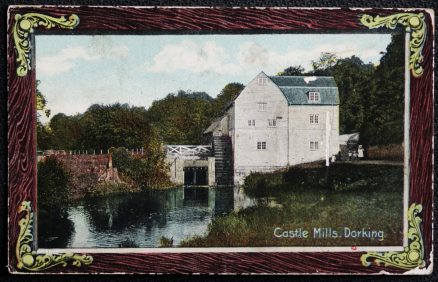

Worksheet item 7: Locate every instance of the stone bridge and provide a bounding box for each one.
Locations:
[164,145,215,186]
[164,137,234,187]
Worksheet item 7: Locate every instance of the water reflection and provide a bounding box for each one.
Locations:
[39,186,254,248]
[37,207,74,248]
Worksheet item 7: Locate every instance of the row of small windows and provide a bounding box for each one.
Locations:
[256,141,320,150]
[248,119,277,127]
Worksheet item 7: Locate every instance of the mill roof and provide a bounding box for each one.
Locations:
[203,118,221,134]
[269,76,339,105]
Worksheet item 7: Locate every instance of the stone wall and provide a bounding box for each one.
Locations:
[40,154,122,198]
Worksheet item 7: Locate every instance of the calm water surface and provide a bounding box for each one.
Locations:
[58,186,253,248]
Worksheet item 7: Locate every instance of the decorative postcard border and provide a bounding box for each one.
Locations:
[7,6,434,274]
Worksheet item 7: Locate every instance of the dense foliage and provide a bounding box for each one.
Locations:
[36,80,52,151]
[278,34,404,146]
[360,34,404,146]
[37,101,173,189]
[37,158,75,247]
[36,80,50,118]
[211,83,244,117]
[38,157,71,209]
[37,157,73,245]
[277,65,306,76]
[243,162,402,199]
[112,145,171,189]
[147,85,243,145]
[147,90,215,145]
[41,103,153,151]
[38,83,243,150]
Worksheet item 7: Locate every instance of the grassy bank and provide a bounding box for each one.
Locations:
[180,162,404,247]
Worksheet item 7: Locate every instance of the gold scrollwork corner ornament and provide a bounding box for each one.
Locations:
[13,13,79,77]
[361,204,425,270]
[16,201,93,271]
[360,12,426,78]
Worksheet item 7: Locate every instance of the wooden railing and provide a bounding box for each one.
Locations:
[164,145,212,157]
[41,148,147,156]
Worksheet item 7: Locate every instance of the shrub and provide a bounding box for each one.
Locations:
[37,157,74,248]
[38,157,71,209]
[283,166,308,184]
[243,171,284,198]
[112,147,171,189]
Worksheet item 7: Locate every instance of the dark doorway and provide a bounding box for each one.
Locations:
[184,167,208,186]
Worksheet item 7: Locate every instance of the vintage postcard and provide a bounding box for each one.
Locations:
[7,6,434,274]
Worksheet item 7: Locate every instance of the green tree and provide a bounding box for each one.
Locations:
[277,65,306,76]
[331,56,375,134]
[212,83,244,117]
[38,157,71,209]
[37,122,52,151]
[36,80,50,118]
[37,157,73,247]
[78,103,152,150]
[360,34,404,146]
[112,130,171,189]
[36,81,52,151]
[49,113,81,150]
[147,90,215,144]
[311,52,338,75]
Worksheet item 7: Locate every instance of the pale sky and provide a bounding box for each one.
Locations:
[35,33,392,123]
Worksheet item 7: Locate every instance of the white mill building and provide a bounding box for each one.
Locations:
[204,71,340,184]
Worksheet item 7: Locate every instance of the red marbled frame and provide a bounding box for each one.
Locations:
[7,6,434,274]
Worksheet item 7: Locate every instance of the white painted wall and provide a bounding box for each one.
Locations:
[288,105,339,165]
[233,72,289,182]
[226,72,340,184]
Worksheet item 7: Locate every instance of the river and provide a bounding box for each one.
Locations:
[39,186,254,248]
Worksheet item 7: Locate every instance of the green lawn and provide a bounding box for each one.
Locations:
[180,163,404,247]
